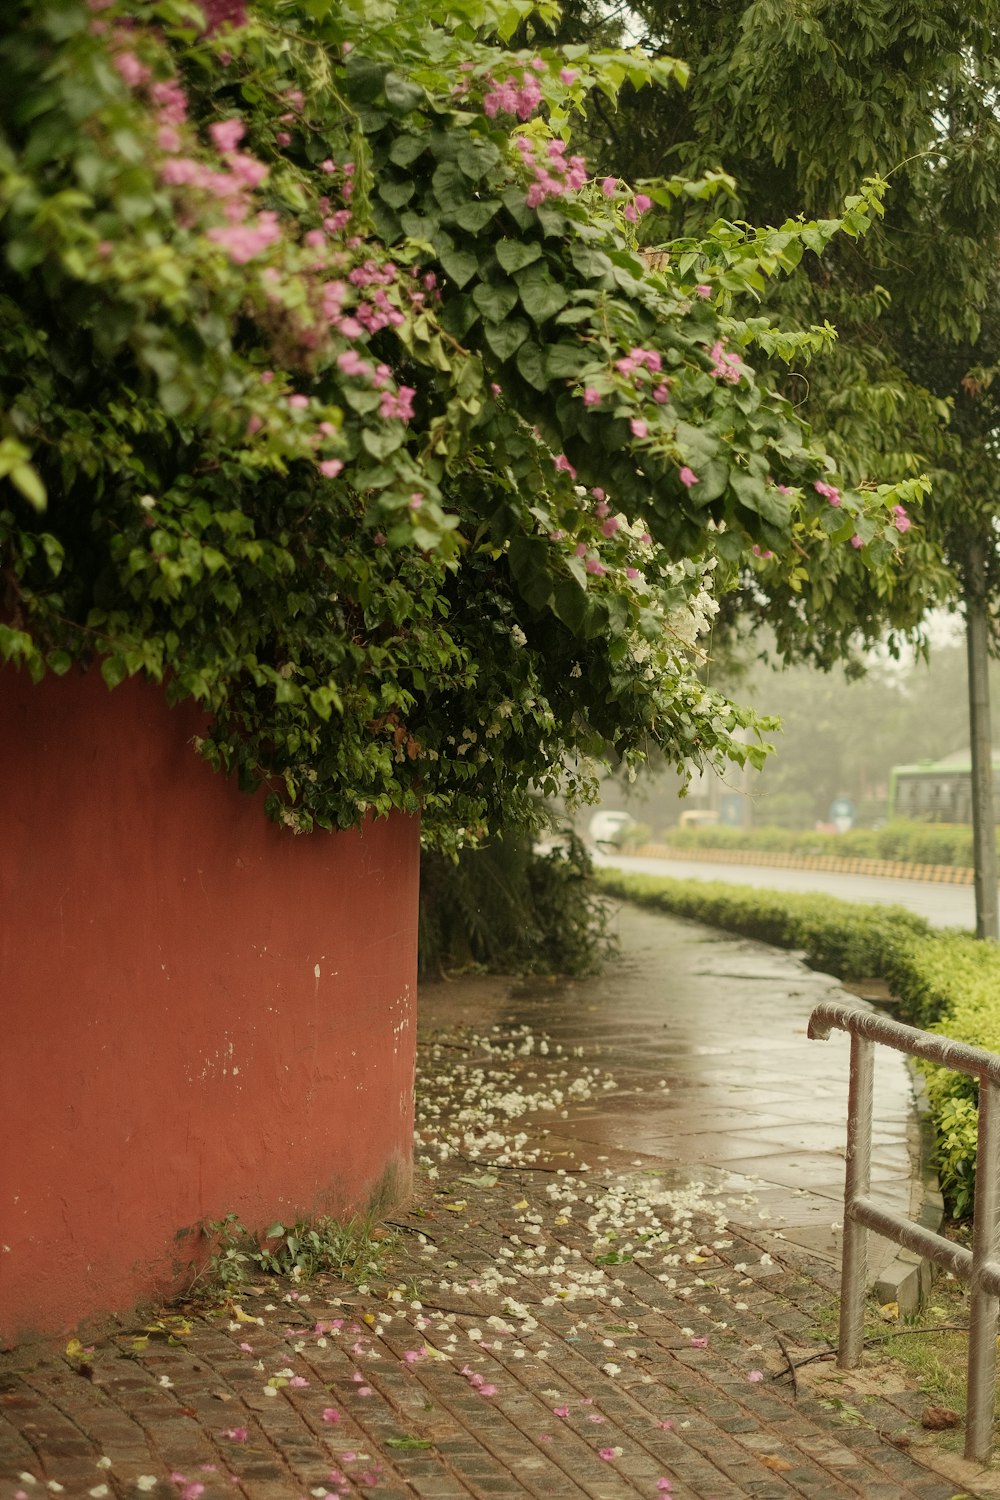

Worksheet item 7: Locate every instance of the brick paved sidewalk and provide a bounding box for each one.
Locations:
[1,990,995,1500]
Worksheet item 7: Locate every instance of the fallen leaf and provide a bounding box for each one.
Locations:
[761,1455,793,1472]
[879,1302,899,1321]
[442,1201,467,1214]
[921,1405,962,1430]
[229,1304,263,1324]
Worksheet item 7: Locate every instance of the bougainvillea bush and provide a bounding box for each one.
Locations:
[0,0,927,845]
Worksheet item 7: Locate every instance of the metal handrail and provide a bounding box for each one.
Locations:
[809,999,1000,1464]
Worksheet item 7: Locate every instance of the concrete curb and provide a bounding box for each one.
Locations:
[632,843,975,886]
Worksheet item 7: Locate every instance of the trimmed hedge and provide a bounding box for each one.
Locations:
[595,870,1000,1218]
[660,820,979,868]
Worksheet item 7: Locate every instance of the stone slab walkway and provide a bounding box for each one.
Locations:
[0,903,993,1499]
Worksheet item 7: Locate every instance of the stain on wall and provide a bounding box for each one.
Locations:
[0,669,419,1343]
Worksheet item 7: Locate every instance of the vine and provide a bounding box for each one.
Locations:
[0,0,925,844]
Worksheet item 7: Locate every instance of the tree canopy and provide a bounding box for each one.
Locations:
[554,0,1000,665]
[0,0,923,844]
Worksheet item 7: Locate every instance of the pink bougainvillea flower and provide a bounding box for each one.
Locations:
[654,1419,674,1430]
[893,504,911,533]
[850,534,864,549]
[200,0,248,33]
[689,1336,708,1348]
[747,1370,764,1382]
[657,1481,674,1493]
[601,517,619,537]
[560,68,576,84]
[598,1447,619,1461]
[554,453,577,479]
[813,479,841,506]
[585,558,607,576]
[322,1408,341,1423]
[708,339,742,383]
[221,1427,248,1442]
[694,284,712,298]
[634,193,652,214]
[582,386,602,406]
[553,1405,570,1418]
[288,1375,309,1388]
[209,118,245,153]
[678,466,699,489]
[630,418,648,438]
[601,176,617,197]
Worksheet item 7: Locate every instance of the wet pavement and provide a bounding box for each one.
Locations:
[426,904,922,1282]
[595,852,976,930]
[1,902,990,1500]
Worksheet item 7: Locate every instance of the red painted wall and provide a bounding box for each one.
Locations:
[0,669,418,1344]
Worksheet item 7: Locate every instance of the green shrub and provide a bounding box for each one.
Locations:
[595,869,1000,1218]
[659,820,979,867]
[420,832,615,979]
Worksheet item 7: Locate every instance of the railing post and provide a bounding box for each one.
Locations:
[966,1077,1000,1463]
[839,1032,874,1368]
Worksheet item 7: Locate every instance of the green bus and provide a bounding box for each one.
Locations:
[889,751,1000,823]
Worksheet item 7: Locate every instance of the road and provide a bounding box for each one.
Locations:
[593,849,977,930]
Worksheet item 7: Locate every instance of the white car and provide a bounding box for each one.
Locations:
[588,810,635,849]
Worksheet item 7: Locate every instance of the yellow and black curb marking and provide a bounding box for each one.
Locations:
[636,844,975,887]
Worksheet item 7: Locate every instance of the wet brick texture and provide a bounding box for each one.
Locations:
[2,908,995,1500]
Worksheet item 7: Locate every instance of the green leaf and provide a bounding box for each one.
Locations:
[438,248,479,289]
[545,342,586,379]
[456,137,501,179]
[508,535,553,610]
[515,340,548,391]
[387,133,425,168]
[495,239,543,274]
[472,281,518,323]
[483,318,529,361]
[379,177,414,209]
[101,656,127,690]
[452,199,501,232]
[552,577,592,634]
[517,266,569,324]
[383,71,425,114]
[362,427,404,459]
[431,161,467,214]
[9,463,47,511]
